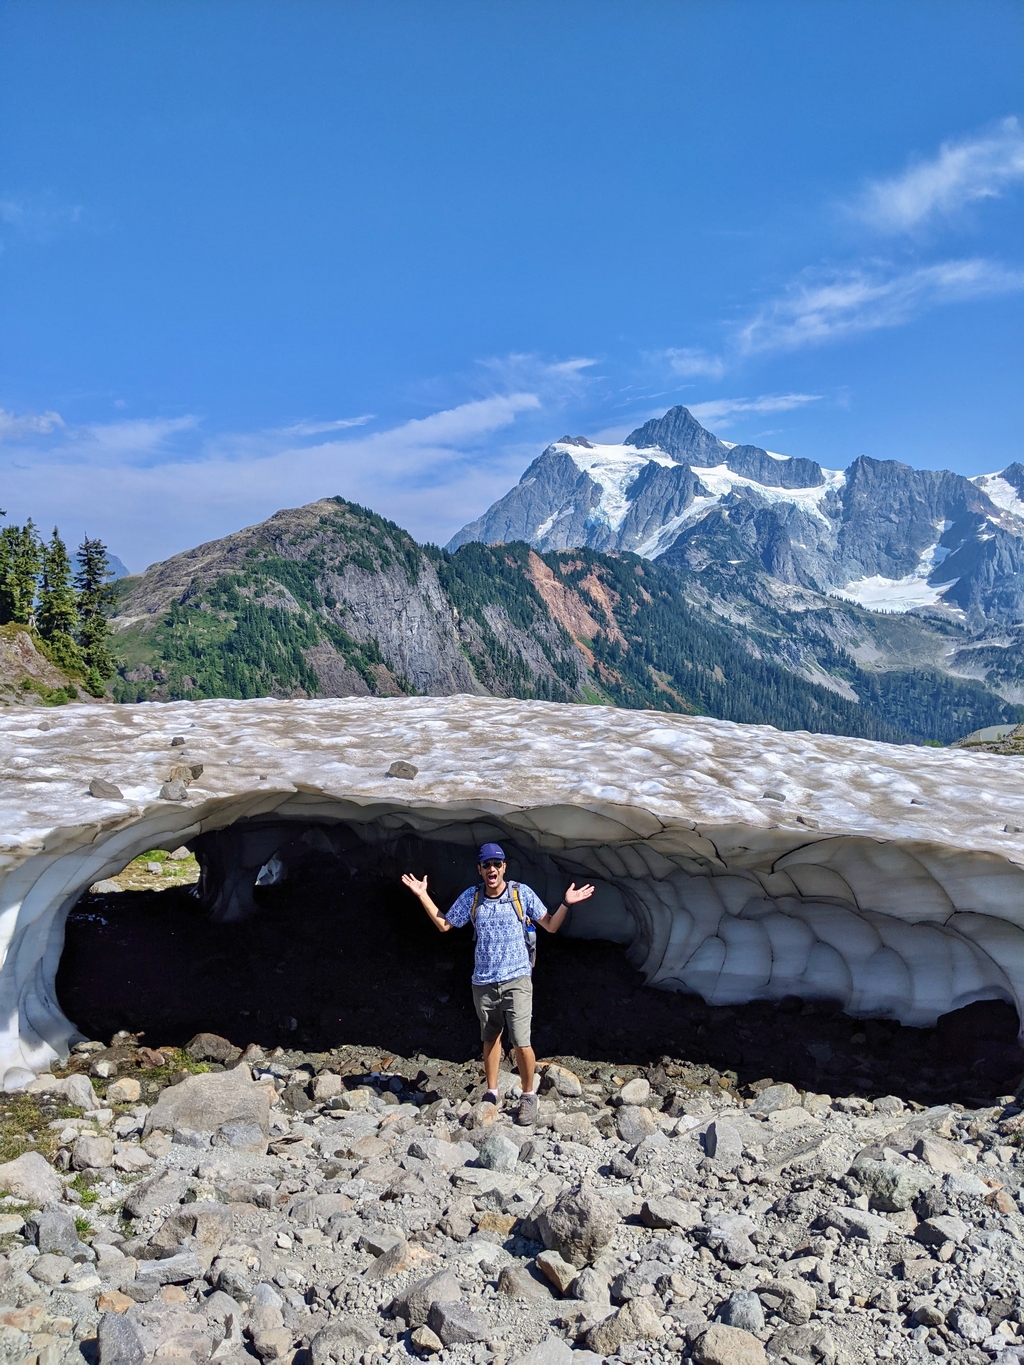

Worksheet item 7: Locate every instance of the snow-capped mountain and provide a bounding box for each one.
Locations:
[448,406,1024,628]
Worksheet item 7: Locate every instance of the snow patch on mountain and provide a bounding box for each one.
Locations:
[685,461,846,528]
[559,441,674,530]
[832,531,957,614]
[974,472,1024,523]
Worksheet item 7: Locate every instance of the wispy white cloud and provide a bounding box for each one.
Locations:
[661,347,726,381]
[0,194,84,245]
[0,390,547,567]
[853,117,1024,233]
[737,257,1024,355]
[278,415,375,437]
[688,393,821,426]
[0,408,65,439]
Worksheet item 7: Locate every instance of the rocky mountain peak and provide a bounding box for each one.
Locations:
[624,404,729,465]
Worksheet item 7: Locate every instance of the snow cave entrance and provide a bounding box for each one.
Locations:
[57,811,1024,1106]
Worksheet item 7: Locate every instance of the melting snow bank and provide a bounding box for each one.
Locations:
[2,695,1024,1088]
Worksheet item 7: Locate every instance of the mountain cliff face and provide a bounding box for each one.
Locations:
[448,405,1024,701]
[109,496,1020,744]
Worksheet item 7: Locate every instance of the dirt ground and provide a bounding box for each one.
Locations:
[58,859,1024,1109]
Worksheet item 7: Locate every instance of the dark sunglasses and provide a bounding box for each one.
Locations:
[479,859,505,869]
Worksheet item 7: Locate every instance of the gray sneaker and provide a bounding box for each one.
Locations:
[517,1089,539,1126]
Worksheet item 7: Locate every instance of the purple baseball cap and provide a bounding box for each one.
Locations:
[478,842,506,862]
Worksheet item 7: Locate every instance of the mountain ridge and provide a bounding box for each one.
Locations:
[108,494,1021,745]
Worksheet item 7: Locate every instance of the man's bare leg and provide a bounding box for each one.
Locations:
[514,1045,536,1096]
[482,1034,503,1094]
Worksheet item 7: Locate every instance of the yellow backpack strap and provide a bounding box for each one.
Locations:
[509,882,525,922]
[470,887,481,923]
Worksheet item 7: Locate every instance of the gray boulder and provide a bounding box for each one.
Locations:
[26,1208,79,1257]
[0,1151,63,1205]
[851,1156,935,1212]
[718,1290,765,1333]
[427,1300,491,1346]
[536,1183,619,1268]
[703,1213,758,1266]
[478,1132,518,1173]
[310,1318,382,1364]
[750,1083,800,1114]
[143,1065,269,1153]
[123,1168,190,1219]
[390,1270,462,1328]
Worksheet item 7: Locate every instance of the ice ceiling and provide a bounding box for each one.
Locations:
[2,695,1024,1091]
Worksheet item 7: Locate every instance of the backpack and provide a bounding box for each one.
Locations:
[470,880,537,969]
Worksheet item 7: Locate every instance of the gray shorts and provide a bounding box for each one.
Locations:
[471,975,533,1048]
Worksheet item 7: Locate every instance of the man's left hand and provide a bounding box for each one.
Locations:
[564,882,595,905]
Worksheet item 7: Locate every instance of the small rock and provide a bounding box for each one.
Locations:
[616,1105,656,1144]
[765,1324,836,1364]
[29,1254,74,1287]
[478,1132,518,1173]
[26,1209,79,1257]
[692,1323,768,1365]
[89,778,123,800]
[582,1297,664,1354]
[387,761,418,779]
[750,1082,800,1114]
[73,1133,114,1170]
[641,1196,701,1230]
[536,1249,578,1295]
[718,1291,765,1334]
[947,1307,991,1343]
[427,1299,490,1346]
[91,1058,118,1079]
[96,1291,134,1314]
[704,1213,758,1266]
[756,1278,816,1326]
[312,1071,342,1101]
[916,1214,969,1247]
[310,1317,382,1364]
[390,1269,462,1329]
[0,1151,63,1204]
[410,1326,443,1356]
[509,1337,573,1365]
[618,1077,651,1105]
[497,1265,553,1303]
[170,735,186,745]
[364,1239,436,1280]
[159,780,188,801]
[705,1119,743,1165]
[106,1078,142,1105]
[543,1064,583,1098]
[89,879,123,894]
[762,790,785,802]
[915,1136,964,1172]
[167,846,191,860]
[112,1144,152,1173]
[186,1033,242,1065]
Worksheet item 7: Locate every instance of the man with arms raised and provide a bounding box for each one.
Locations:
[402,843,594,1124]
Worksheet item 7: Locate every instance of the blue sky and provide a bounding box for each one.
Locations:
[1,1,1022,571]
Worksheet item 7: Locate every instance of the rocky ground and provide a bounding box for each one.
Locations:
[2,1030,1024,1365]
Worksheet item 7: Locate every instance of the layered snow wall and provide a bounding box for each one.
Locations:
[2,695,1024,1090]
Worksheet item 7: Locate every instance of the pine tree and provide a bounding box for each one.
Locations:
[75,536,117,695]
[37,528,84,674]
[0,520,43,625]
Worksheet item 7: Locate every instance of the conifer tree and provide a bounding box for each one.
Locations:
[0,520,43,625]
[37,528,84,674]
[75,536,117,695]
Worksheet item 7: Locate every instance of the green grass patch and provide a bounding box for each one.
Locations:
[0,1093,82,1164]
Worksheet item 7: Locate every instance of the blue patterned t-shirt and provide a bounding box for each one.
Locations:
[446,882,548,985]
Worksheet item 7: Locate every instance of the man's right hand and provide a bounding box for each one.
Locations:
[401,873,429,898]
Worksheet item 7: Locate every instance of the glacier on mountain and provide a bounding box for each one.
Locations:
[448,406,1024,629]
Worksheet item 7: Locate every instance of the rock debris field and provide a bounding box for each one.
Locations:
[2,1032,1024,1365]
